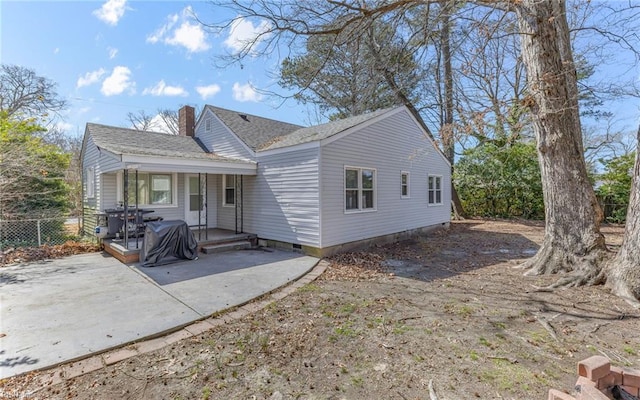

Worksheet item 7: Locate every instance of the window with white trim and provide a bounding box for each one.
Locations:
[223,174,235,206]
[205,118,212,132]
[117,172,177,206]
[345,167,376,212]
[401,171,410,198]
[428,175,442,205]
[86,167,95,199]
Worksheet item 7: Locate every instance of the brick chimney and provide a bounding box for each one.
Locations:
[178,105,195,136]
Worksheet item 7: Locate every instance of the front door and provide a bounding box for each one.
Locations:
[185,174,206,226]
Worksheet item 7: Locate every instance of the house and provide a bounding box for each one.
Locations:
[81,105,451,257]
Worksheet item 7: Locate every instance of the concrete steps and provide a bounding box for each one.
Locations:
[201,240,252,254]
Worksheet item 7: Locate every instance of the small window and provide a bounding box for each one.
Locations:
[428,175,443,205]
[86,167,95,199]
[205,118,212,132]
[223,174,235,206]
[345,167,376,212]
[401,171,410,198]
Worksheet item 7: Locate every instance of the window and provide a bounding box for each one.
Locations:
[428,175,442,205]
[345,167,376,212]
[223,174,235,206]
[205,118,212,132]
[117,172,176,206]
[401,171,410,198]
[86,167,95,199]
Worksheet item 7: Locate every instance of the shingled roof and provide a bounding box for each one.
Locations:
[206,105,400,152]
[259,107,397,151]
[205,105,303,151]
[86,123,246,163]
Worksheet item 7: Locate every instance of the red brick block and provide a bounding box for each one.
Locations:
[578,356,611,381]
[621,385,639,397]
[610,366,624,386]
[597,373,615,390]
[548,388,576,400]
[621,367,640,388]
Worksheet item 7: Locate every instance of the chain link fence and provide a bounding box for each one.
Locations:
[0,216,82,251]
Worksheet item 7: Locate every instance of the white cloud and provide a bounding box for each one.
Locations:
[147,7,209,53]
[196,84,221,100]
[77,68,106,88]
[93,0,127,26]
[147,13,178,44]
[142,80,188,97]
[101,66,135,96]
[232,82,263,102]
[108,47,118,59]
[224,17,271,55]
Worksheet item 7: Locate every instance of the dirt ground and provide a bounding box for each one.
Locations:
[2,220,639,400]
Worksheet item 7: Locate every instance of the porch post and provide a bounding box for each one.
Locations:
[205,173,209,240]
[197,172,202,240]
[240,175,244,234]
[123,169,129,249]
[135,170,139,249]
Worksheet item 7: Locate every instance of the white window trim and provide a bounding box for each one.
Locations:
[116,172,178,208]
[205,118,212,132]
[401,171,410,199]
[344,166,377,214]
[222,174,235,207]
[428,174,443,206]
[86,167,95,199]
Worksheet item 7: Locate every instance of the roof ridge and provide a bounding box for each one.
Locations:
[205,105,305,128]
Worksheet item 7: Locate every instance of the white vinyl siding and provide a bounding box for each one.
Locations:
[320,108,451,248]
[195,108,253,160]
[225,148,320,247]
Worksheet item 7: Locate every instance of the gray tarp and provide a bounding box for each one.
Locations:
[139,220,198,267]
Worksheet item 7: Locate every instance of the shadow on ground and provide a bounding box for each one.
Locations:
[135,248,309,285]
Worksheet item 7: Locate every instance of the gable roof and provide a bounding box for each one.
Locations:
[205,104,400,152]
[205,105,303,151]
[259,107,397,151]
[86,123,247,163]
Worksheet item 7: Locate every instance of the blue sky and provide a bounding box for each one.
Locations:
[1,0,310,137]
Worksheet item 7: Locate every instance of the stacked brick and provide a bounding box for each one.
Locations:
[549,356,640,400]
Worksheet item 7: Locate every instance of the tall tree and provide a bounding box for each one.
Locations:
[0,64,67,120]
[0,112,70,218]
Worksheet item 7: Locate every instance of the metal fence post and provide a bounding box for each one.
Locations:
[37,219,42,246]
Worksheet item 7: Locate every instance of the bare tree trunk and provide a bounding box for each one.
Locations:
[606,126,640,306]
[440,1,465,220]
[514,0,607,285]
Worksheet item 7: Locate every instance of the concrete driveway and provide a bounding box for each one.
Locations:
[0,249,318,379]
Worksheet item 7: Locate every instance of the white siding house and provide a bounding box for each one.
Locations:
[81,105,450,256]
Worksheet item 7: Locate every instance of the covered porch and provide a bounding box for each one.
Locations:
[95,149,257,256]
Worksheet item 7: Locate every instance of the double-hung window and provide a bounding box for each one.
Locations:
[401,171,410,198]
[345,167,376,212]
[223,174,235,207]
[428,175,442,205]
